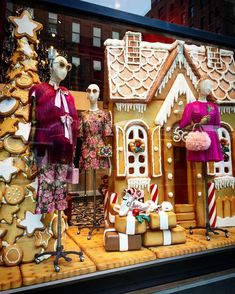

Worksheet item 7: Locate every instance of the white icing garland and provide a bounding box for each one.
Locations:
[217,216,235,227]
[214,176,235,190]
[219,106,235,114]
[115,103,147,113]
[127,177,151,191]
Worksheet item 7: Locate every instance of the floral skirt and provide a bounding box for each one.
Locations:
[35,163,69,214]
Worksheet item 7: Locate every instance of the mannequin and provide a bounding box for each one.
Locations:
[78,84,112,239]
[180,77,228,240]
[30,55,84,271]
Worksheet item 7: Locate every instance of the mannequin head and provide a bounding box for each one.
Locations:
[49,56,72,84]
[197,78,212,100]
[86,84,100,109]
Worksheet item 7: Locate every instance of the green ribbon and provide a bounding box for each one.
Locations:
[136,214,150,224]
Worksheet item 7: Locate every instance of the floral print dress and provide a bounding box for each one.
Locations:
[78,110,113,170]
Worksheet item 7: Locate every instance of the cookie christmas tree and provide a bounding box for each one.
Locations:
[0,10,61,266]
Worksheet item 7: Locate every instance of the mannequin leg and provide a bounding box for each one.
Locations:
[77,170,89,234]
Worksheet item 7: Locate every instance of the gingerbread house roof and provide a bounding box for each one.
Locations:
[105,31,235,105]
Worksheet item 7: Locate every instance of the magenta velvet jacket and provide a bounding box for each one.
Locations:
[29,82,79,164]
[180,101,223,162]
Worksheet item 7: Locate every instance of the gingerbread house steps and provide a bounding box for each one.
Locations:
[175,204,197,229]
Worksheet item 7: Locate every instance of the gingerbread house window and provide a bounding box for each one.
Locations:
[126,125,148,177]
[214,127,232,176]
[207,47,222,69]
[125,32,141,64]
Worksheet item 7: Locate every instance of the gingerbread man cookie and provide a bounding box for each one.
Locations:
[0,204,19,224]
[0,219,24,244]
[15,103,30,121]
[16,196,35,219]
[0,117,18,137]
[20,59,38,72]
[12,88,29,105]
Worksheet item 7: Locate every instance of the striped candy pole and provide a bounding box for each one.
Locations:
[150,183,159,205]
[208,182,217,228]
[104,190,109,228]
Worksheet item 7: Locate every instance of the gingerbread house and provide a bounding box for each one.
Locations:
[104,31,235,228]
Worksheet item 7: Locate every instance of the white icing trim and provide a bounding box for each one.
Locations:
[163,230,172,245]
[115,125,126,177]
[219,106,235,115]
[128,177,151,191]
[220,121,234,132]
[109,212,116,224]
[126,214,136,235]
[124,119,150,131]
[155,73,196,126]
[184,44,206,53]
[151,126,162,178]
[159,211,169,230]
[119,233,129,251]
[140,40,179,50]
[104,39,125,47]
[103,228,116,244]
[214,176,235,190]
[115,103,147,113]
[216,216,235,227]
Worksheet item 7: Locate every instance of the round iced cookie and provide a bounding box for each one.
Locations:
[2,244,23,266]
[4,185,25,205]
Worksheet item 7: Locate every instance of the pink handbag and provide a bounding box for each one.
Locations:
[185,126,211,151]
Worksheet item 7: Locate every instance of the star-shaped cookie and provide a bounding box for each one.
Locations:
[16,195,35,219]
[0,117,18,137]
[15,103,30,121]
[20,59,38,72]
[0,157,18,183]
[15,122,31,143]
[0,204,19,224]
[0,219,24,244]
[12,88,29,105]
[18,211,44,236]
[8,10,43,43]
[34,229,52,249]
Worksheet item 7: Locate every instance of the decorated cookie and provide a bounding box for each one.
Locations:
[0,219,24,244]
[14,157,27,173]
[7,66,22,81]
[16,196,35,219]
[12,88,29,105]
[0,190,2,203]
[28,70,40,84]
[52,215,67,238]
[3,136,27,154]
[15,103,30,121]
[16,73,33,89]
[20,59,38,72]
[16,37,34,57]
[4,185,25,205]
[18,211,44,236]
[8,10,43,44]
[0,98,19,117]
[10,171,31,186]
[16,235,42,263]
[26,179,38,200]
[0,204,19,224]
[34,229,52,249]
[14,121,31,143]
[0,228,7,239]
[0,157,18,183]
[0,117,18,137]
[2,244,23,266]
[0,84,16,100]
[10,51,24,65]
[41,211,55,227]
[0,149,10,161]
[0,182,6,194]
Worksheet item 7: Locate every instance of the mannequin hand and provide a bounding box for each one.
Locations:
[200,114,210,125]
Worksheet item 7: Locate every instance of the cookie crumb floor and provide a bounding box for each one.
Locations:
[1,226,235,291]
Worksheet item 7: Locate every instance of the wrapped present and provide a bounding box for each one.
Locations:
[142,225,186,247]
[149,211,177,230]
[104,230,142,251]
[114,214,147,235]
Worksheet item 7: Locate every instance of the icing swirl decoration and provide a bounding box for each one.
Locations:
[129,138,145,153]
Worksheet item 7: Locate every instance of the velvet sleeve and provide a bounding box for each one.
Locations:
[179,103,193,129]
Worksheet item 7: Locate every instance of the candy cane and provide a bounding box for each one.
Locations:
[208,182,217,228]
[104,190,109,225]
[150,183,159,205]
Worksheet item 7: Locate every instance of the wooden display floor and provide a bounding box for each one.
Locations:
[1,226,235,293]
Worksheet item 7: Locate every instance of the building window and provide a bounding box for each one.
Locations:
[126,125,148,177]
[207,47,222,69]
[112,31,120,39]
[93,60,101,71]
[93,27,101,47]
[214,128,232,176]
[48,12,57,36]
[72,22,80,43]
[200,17,204,29]
[72,56,80,67]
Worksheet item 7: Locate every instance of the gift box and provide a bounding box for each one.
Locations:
[142,225,186,247]
[104,230,142,251]
[149,211,177,230]
[114,214,147,235]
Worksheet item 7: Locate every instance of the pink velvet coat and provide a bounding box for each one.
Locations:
[180,101,223,162]
[29,82,79,164]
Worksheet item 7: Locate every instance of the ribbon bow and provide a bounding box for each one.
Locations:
[54,87,69,113]
[60,115,73,144]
